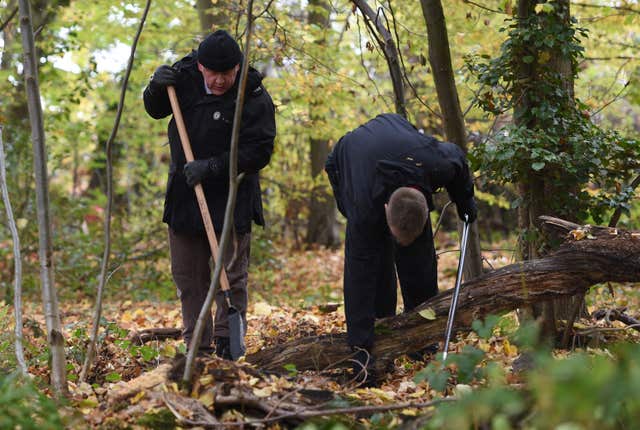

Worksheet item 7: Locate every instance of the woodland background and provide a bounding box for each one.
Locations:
[0,0,640,428]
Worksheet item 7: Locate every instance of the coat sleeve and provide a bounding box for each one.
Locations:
[215,88,276,175]
[442,143,477,222]
[143,82,173,120]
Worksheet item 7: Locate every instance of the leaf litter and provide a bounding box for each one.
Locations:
[8,234,640,428]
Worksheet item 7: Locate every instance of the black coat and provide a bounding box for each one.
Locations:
[325,113,476,227]
[143,51,276,234]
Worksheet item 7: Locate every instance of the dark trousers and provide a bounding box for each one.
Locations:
[343,219,438,349]
[168,228,250,351]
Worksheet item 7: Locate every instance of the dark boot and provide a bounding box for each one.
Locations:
[215,336,232,360]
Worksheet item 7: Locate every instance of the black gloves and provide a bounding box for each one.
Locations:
[148,65,177,93]
[183,157,226,187]
[456,198,477,223]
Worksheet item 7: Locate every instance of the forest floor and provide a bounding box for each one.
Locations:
[6,231,640,428]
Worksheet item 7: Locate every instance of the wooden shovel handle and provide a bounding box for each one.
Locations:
[167,86,231,293]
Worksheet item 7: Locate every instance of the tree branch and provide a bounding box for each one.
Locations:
[80,0,152,383]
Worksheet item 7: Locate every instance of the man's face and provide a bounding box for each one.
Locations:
[198,62,240,95]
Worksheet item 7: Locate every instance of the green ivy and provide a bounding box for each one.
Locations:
[466,2,639,224]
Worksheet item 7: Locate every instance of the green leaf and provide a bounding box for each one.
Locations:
[105,372,122,382]
[418,308,436,320]
[522,55,535,64]
[283,363,298,376]
[471,315,501,339]
[531,161,545,171]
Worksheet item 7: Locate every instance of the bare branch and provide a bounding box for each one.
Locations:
[462,0,506,14]
[352,0,407,117]
[80,0,152,383]
[571,1,640,15]
[0,126,28,376]
[0,6,18,33]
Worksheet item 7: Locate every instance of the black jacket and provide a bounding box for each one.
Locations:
[325,113,476,227]
[143,51,276,234]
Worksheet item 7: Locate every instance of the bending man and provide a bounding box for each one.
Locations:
[325,113,476,384]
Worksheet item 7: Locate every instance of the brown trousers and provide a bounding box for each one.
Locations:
[168,228,250,351]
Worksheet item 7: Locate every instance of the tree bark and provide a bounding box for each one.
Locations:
[419,0,483,281]
[306,0,340,248]
[514,0,583,331]
[248,217,640,372]
[18,0,67,396]
[196,0,228,32]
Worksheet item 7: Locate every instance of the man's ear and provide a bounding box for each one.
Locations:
[197,61,204,72]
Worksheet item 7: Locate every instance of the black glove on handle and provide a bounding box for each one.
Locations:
[148,65,177,93]
[184,157,225,187]
[456,198,478,223]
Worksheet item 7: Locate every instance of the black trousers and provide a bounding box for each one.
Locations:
[343,218,438,349]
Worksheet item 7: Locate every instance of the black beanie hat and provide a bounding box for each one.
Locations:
[197,30,242,72]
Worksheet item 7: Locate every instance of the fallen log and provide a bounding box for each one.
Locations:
[247,217,640,372]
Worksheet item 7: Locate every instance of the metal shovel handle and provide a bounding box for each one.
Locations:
[442,214,471,361]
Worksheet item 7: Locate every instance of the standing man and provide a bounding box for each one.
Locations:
[143,30,276,358]
[325,113,476,385]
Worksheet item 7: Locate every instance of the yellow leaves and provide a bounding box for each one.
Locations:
[252,386,273,398]
[538,51,551,64]
[570,229,586,240]
[199,390,215,408]
[199,374,214,386]
[160,343,176,358]
[570,227,596,241]
[368,387,396,402]
[130,390,146,404]
[409,389,426,398]
[534,3,554,14]
[418,307,436,320]
[253,301,274,316]
[503,339,518,357]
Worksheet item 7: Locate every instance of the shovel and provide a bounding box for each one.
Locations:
[442,214,471,361]
[166,85,246,360]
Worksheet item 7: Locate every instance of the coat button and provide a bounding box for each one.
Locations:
[213,111,221,120]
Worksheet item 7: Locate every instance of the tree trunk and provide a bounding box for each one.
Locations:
[419,0,483,281]
[306,0,340,248]
[248,217,640,372]
[18,0,68,396]
[196,0,228,32]
[514,0,583,334]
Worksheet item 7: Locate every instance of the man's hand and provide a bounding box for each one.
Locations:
[463,206,477,223]
[149,65,177,92]
[457,200,477,223]
[183,157,225,187]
